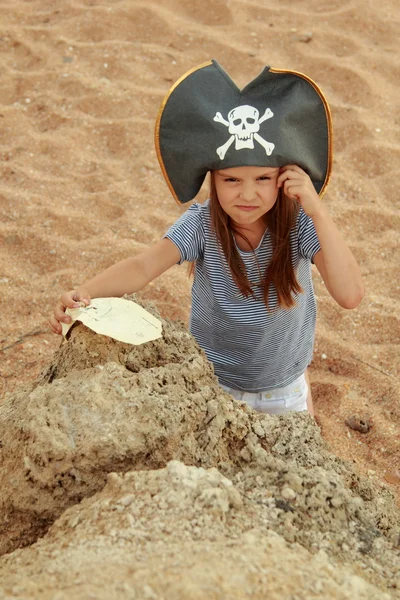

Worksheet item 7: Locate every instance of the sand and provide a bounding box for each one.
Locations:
[0,0,399,515]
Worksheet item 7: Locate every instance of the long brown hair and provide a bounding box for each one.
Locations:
[209,172,303,309]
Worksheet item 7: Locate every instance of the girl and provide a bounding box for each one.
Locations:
[50,60,364,417]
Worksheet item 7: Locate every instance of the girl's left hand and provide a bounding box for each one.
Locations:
[277,165,322,217]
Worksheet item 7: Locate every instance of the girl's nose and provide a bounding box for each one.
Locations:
[240,183,256,201]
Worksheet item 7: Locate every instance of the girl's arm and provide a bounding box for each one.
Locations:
[278,165,364,309]
[50,237,181,334]
[310,206,364,309]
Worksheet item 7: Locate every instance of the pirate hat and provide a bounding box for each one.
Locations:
[155,59,332,204]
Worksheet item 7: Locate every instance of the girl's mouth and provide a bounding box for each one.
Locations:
[236,205,258,211]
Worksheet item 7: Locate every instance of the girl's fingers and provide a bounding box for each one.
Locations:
[61,291,81,308]
[54,292,79,323]
[283,180,304,195]
[54,303,72,323]
[278,165,311,188]
[60,290,90,310]
[71,290,87,304]
[278,171,303,188]
[50,289,91,335]
[48,315,62,335]
[72,290,91,306]
[280,164,304,172]
[284,187,302,201]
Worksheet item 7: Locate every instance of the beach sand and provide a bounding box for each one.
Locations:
[0,0,399,505]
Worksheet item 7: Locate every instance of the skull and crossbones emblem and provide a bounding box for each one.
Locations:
[213,105,275,160]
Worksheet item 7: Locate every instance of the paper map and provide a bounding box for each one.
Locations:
[61,297,162,345]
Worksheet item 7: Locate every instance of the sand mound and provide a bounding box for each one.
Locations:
[0,461,396,600]
[1,300,399,598]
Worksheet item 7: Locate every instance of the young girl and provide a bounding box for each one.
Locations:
[50,60,364,417]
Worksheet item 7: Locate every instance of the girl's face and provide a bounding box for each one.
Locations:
[213,165,280,231]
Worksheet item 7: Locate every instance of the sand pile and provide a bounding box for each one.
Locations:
[0,301,399,599]
[0,463,396,600]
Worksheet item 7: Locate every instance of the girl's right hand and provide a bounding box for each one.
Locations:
[49,289,91,335]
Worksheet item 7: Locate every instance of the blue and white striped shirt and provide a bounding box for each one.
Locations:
[165,200,321,392]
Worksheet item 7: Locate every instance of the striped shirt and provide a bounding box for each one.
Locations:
[165,199,321,392]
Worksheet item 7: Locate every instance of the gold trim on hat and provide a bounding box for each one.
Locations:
[155,60,214,205]
[269,67,333,198]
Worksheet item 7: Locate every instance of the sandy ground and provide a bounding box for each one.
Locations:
[0,0,399,505]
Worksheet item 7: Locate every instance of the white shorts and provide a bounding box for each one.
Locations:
[221,374,308,415]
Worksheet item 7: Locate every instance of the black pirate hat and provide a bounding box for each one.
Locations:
[155,59,332,204]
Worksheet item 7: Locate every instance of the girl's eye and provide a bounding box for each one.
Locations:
[224,177,238,182]
[258,176,271,181]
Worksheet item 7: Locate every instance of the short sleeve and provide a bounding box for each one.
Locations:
[297,208,321,261]
[163,203,205,264]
